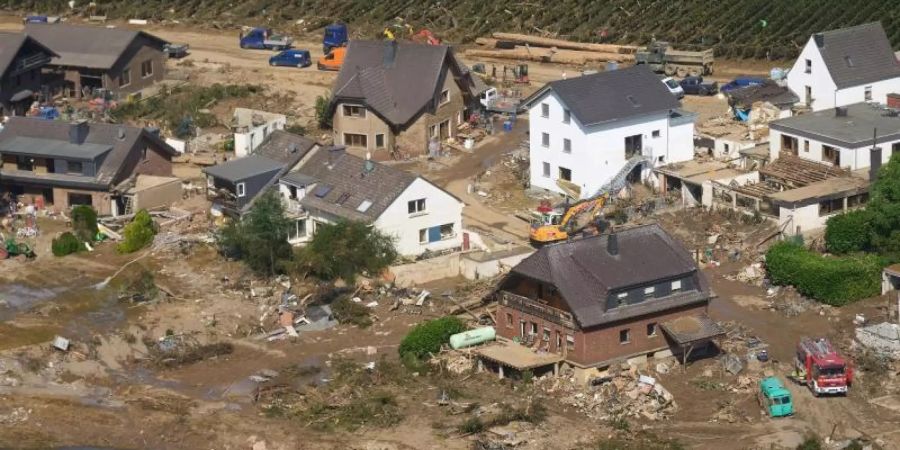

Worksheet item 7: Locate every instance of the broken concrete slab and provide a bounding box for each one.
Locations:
[856,322,900,359]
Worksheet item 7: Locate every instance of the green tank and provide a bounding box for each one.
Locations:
[449,327,496,349]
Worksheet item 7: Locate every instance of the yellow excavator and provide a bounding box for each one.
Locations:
[529,194,610,245]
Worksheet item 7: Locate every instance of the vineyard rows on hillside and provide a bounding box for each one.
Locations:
[6,0,900,58]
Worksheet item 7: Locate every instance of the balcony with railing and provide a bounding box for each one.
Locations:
[499,291,576,329]
[10,53,51,77]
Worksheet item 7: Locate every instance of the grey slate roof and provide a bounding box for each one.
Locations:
[509,224,710,328]
[252,130,317,165]
[0,117,177,188]
[727,81,799,109]
[24,23,168,69]
[0,32,56,78]
[203,155,284,182]
[812,22,900,89]
[0,136,111,160]
[331,40,474,127]
[523,65,680,127]
[292,146,418,222]
[770,102,900,147]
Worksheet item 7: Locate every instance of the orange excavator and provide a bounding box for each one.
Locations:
[529,194,609,245]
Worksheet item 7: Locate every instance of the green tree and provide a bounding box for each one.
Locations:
[867,152,900,258]
[117,209,157,253]
[315,93,332,129]
[824,209,872,254]
[218,190,293,275]
[293,221,396,282]
[71,205,98,242]
[398,316,466,360]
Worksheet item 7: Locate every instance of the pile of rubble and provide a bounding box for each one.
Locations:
[537,363,676,421]
[855,322,900,360]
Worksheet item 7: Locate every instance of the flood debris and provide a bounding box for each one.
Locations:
[147,334,233,368]
[51,336,70,352]
[855,322,900,360]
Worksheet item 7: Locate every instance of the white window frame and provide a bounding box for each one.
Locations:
[541,132,550,148]
[542,162,550,178]
[563,138,572,154]
[439,89,450,105]
[541,103,549,118]
[119,68,131,87]
[619,329,631,344]
[439,223,455,240]
[647,322,658,337]
[558,166,572,182]
[418,228,428,244]
[671,280,682,291]
[207,176,214,188]
[141,59,153,78]
[652,130,661,138]
[563,109,570,124]
[236,182,246,198]
[408,198,426,215]
[804,59,811,74]
[644,286,655,296]
[342,105,366,118]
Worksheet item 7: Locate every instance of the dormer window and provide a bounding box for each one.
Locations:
[236,182,246,198]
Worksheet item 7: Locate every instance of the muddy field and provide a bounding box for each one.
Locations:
[1,14,899,450]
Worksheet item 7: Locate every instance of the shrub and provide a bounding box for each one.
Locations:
[217,190,293,275]
[71,205,98,242]
[765,242,883,305]
[314,94,332,129]
[51,232,83,256]
[825,209,873,254]
[398,316,466,359]
[332,297,373,328]
[117,209,157,253]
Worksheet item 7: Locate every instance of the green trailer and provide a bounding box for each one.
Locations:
[758,376,793,418]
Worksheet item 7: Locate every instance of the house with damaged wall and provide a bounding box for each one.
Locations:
[492,224,722,378]
[24,23,168,99]
[0,118,180,215]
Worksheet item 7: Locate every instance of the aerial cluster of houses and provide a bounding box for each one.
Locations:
[1,19,899,375]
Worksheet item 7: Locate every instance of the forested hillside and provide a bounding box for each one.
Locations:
[5,0,900,58]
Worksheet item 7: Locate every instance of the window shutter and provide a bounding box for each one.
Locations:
[428,226,441,243]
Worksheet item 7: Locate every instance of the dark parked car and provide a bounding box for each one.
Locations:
[720,76,765,93]
[269,49,311,68]
[679,76,719,96]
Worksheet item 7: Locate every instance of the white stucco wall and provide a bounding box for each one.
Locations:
[712,137,756,159]
[787,38,900,111]
[528,90,694,199]
[234,116,287,158]
[770,129,897,170]
[778,203,830,234]
[373,177,464,256]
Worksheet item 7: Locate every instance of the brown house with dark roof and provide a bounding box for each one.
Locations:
[0,32,56,116]
[496,224,722,371]
[329,40,482,159]
[24,23,168,99]
[0,117,178,215]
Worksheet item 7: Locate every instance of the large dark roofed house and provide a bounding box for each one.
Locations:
[496,224,722,371]
[786,21,900,111]
[329,40,481,158]
[0,32,56,116]
[0,117,178,215]
[24,23,168,99]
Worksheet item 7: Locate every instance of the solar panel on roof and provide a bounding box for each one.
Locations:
[314,185,332,198]
[357,200,373,212]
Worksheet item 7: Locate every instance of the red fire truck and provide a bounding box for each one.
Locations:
[794,337,853,396]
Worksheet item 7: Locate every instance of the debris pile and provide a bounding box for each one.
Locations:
[537,364,677,421]
[855,323,900,360]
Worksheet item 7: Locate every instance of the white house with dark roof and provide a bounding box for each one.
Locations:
[523,66,696,200]
[278,145,464,256]
[786,22,900,111]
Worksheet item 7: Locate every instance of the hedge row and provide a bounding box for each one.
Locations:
[765,242,883,305]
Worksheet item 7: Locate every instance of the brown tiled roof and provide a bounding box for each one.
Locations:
[510,224,711,328]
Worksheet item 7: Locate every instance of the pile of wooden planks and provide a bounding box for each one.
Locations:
[466,32,640,65]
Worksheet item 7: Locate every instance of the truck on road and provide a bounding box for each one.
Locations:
[240,27,293,50]
[323,23,348,54]
[636,41,714,78]
[793,337,853,396]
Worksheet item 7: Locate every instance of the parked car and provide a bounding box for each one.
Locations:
[164,43,190,59]
[720,76,765,93]
[679,76,719,96]
[661,77,684,99]
[269,49,311,68]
